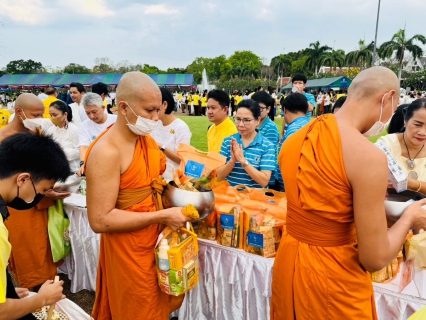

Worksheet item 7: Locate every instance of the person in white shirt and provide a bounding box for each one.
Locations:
[37,88,48,100]
[109,91,116,106]
[152,88,192,180]
[78,93,117,175]
[46,100,80,172]
[69,82,87,127]
[316,91,324,116]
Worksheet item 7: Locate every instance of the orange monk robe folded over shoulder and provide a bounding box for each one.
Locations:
[6,198,60,288]
[90,132,182,320]
[271,115,377,320]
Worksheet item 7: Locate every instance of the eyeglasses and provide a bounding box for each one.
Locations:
[259,106,268,111]
[234,117,255,125]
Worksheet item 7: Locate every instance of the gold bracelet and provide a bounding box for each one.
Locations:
[416,180,422,192]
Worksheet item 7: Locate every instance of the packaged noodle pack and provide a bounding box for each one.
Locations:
[154,225,199,296]
[241,189,287,258]
[216,205,244,248]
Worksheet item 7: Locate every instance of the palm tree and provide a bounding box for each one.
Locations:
[379,28,426,81]
[346,40,375,69]
[319,50,346,72]
[305,41,332,76]
[270,54,293,77]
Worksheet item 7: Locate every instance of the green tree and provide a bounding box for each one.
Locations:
[319,49,346,71]
[291,56,309,77]
[166,67,187,74]
[140,64,165,74]
[63,63,91,74]
[305,41,332,76]
[187,57,212,83]
[6,59,43,74]
[346,40,375,69]
[227,50,262,79]
[379,28,426,81]
[270,54,293,77]
[210,55,227,80]
[92,57,115,73]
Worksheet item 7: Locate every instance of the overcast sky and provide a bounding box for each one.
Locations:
[0,0,424,71]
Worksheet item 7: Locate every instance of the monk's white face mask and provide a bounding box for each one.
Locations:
[363,93,394,138]
[125,103,158,136]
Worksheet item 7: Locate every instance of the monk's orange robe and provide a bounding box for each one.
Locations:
[89,131,181,320]
[271,115,377,320]
[6,198,60,288]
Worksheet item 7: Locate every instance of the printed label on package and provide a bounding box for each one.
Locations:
[220,214,235,229]
[247,231,264,248]
[184,160,205,178]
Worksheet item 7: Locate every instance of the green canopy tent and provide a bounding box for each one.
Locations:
[281,76,352,91]
[0,73,195,88]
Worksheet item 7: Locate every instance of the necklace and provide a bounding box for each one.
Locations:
[403,132,425,179]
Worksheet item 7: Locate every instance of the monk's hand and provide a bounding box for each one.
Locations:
[163,207,193,231]
[45,189,71,200]
[15,287,29,298]
[38,280,66,306]
[404,198,426,234]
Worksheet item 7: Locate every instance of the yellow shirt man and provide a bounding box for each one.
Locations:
[178,93,183,101]
[0,216,12,304]
[42,96,58,118]
[192,94,200,106]
[207,117,238,153]
[234,95,243,106]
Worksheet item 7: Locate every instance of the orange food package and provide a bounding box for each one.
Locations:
[176,143,226,179]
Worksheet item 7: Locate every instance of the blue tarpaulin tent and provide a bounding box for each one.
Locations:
[0,73,195,88]
[282,76,352,91]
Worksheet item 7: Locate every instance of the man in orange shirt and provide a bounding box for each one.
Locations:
[86,72,193,319]
[271,67,426,319]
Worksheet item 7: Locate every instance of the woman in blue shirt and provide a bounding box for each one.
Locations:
[217,99,276,188]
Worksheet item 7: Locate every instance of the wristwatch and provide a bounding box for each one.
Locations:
[242,159,249,167]
[160,145,166,152]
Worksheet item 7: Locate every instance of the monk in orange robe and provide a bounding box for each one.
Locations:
[86,72,192,319]
[271,67,426,319]
[0,94,70,289]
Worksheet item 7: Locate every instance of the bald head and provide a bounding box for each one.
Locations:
[14,93,44,112]
[116,72,160,106]
[348,66,400,100]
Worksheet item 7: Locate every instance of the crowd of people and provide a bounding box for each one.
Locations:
[2,68,426,319]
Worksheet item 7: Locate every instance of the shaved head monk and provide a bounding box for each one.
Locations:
[271,66,426,319]
[0,93,70,290]
[85,72,192,319]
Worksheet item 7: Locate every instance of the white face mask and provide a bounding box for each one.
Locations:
[124,103,158,136]
[363,93,394,137]
[20,110,43,131]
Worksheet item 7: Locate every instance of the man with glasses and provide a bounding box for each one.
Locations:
[207,90,237,152]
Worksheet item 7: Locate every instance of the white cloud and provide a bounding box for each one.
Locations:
[144,4,178,15]
[60,0,115,18]
[0,0,50,25]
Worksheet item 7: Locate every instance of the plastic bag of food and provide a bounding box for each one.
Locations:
[405,229,426,268]
[216,205,243,249]
[154,225,199,296]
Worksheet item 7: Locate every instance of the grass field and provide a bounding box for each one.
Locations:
[178,116,284,151]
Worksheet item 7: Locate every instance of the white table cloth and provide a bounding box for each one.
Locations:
[62,204,426,319]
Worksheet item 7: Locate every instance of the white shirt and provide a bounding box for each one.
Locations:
[69,102,88,127]
[78,114,117,147]
[151,118,192,181]
[316,94,323,104]
[109,92,116,100]
[47,123,80,172]
[38,93,48,100]
[324,95,331,105]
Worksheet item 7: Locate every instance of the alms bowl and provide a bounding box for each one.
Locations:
[385,188,426,223]
[162,182,215,220]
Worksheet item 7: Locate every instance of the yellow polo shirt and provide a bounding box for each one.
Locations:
[207,117,238,153]
[0,109,10,129]
[192,94,200,106]
[0,216,11,304]
[201,97,207,107]
[234,95,243,106]
[42,96,58,118]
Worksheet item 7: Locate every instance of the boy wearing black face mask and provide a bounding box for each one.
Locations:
[0,133,70,319]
